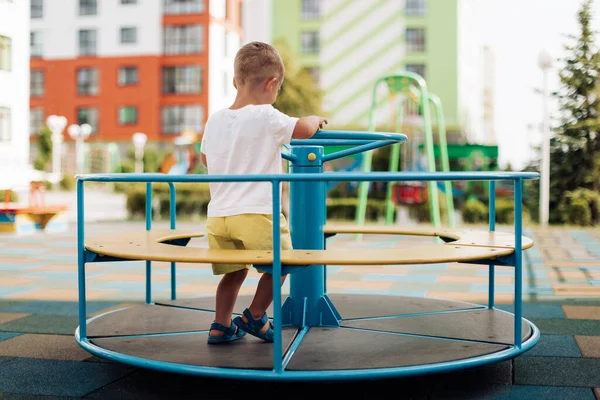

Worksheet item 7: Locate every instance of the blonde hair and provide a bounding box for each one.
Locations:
[234,41,285,87]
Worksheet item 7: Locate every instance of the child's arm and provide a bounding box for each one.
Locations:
[292,116,328,139]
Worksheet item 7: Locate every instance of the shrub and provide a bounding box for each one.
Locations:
[558,188,600,226]
[0,190,18,202]
[125,182,210,219]
[462,197,488,224]
[326,198,395,221]
[59,175,75,191]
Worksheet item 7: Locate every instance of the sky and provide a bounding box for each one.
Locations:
[483,0,600,170]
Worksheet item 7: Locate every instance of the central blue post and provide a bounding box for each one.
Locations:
[282,146,340,327]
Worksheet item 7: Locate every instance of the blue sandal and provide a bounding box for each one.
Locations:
[233,309,274,343]
[207,321,246,344]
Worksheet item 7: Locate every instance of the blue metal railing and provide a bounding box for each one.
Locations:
[76,170,538,377]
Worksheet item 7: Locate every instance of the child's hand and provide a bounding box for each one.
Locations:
[318,117,328,129]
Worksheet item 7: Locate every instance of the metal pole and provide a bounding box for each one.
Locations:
[271,180,283,373]
[77,180,87,339]
[169,183,177,300]
[540,68,550,227]
[145,183,152,304]
[51,132,63,176]
[488,181,496,308]
[514,178,523,348]
[287,147,325,326]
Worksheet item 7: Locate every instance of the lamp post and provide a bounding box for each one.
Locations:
[538,50,553,227]
[132,132,147,173]
[46,115,68,180]
[68,123,92,174]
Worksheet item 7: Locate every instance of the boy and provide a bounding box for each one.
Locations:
[200,41,328,343]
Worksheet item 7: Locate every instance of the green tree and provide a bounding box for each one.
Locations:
[272,39,323,117]
[549,0,600,224]
[33,125,52,171]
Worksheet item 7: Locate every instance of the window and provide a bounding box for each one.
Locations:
[118,66,138,85]
[119,106,138,125]
[31,70,44,97]
[0,36,11,71]
[162,65,202,94]
[0,108,10,143]
[30,31,43,58]
[77,107,98,133]
[301,0,320,19]
[406,28,425,52]
[406,0,426,16]
[406,64,426,79]
[301,31,319,54]
[121,0,137,4]
[164,25,203,54]
[223,71,229,96]
[77,68,99,95]
[120,27,137,44]
[163,0,205,14]
[161,105,203,134]
[30,108,44,135]
[79,29,97,55]
[31,0,43,18]
[79,0,97,15]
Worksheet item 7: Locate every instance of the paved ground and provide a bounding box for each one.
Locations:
[0,221,599,399]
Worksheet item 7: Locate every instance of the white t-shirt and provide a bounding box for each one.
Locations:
[201,104,299,217]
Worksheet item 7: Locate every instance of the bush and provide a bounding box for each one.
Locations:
[492,198,531,224]
[0,190,18,202]
[115,160,135,173]
[406,186,449,223]
[326,198,395,221]
[59,175,75,191]
[558,188,600,226]
[125,182,211,219]
[462,198,488,224]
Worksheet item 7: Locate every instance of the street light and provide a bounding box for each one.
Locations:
[538,49,553,227]
[68,123,92,174]
[132,132,147,173]
[46,115,68,180]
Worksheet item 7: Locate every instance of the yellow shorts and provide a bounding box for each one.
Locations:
[206,213,293,275]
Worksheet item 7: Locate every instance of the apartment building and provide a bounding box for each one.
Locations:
[29,0,241,145]
[0,0,31,181]
[269,0,489,144]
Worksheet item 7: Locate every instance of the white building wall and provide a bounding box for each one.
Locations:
[482,45,496,145]
[208,20,239,117]
[457,0,484,143]
[29,0,161,59]
[0,0,30,173]
[321,0,405,126]
[241,0,272,44]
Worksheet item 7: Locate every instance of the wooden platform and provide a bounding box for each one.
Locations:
[85,295,532,372]
[85,226,533,266]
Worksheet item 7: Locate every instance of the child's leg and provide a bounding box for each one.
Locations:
[243,273,287,334]
[206,216,249,338]
[211,268,248,337]
[228,213,294,335]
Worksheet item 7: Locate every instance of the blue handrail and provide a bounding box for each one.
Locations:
[76,171,540,183]
[290,130,407,146]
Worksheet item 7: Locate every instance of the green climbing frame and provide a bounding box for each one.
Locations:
[355,72,455,228]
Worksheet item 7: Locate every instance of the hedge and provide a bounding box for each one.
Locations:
[125,183,392,222]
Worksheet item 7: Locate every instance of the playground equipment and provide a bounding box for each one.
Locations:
[356,72,455,228]
[1,177,68,234]
[75,130,539,381]
[158,130,200,175]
